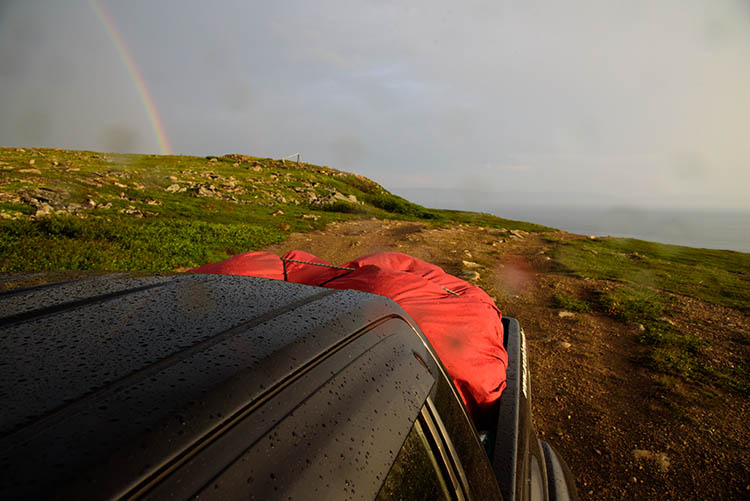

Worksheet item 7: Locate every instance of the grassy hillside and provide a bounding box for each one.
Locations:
[2,146,748,497]
[0,147,550,271]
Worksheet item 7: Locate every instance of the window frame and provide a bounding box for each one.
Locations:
[420,398,470,500]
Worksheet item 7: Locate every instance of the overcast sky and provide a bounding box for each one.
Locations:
[1,0,749,210]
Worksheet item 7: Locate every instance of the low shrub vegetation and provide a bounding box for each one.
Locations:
[552,293,591,313]
[593,286,668,323]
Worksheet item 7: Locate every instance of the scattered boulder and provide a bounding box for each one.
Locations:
[632,449,670,473]
[462,260,482,269]
[34,203,54,217]
[120,207,144,217]
[224,154,254,163]
[165,184,181,193]
[659,316,676,326]
[119,207,157,218]
[309,189,360,208]
[458,271,480,281]
[78,177,104,188]
[18,168,41,174]
[558,311,575,319]
[19,187,66,207]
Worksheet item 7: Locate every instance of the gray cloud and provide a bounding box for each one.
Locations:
[1,0,749,208]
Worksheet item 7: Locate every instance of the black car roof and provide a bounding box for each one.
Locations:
[0,273,437,499]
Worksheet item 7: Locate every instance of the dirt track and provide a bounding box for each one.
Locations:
[264,218,750,500]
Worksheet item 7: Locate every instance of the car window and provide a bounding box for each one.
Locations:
[376,419,452,500]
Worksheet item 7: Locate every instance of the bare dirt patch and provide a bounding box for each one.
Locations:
[263,218,750,500]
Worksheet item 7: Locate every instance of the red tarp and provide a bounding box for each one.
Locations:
[191,250,507,415]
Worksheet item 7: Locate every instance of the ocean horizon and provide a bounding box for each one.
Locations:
[394,188,750,253]
[485,205,750,253]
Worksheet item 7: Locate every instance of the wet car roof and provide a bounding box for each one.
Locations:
[0,273,436,499]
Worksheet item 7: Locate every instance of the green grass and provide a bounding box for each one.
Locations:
[0,216,287,271]
[580,282,750,393]
[715,361,749,394]
[589,284,711,380]
[316,200,368,214]
[639,324,708,378]
[593,286,669,323]
[0,147,550,272]
[553,237,750,313]
[552,293,591,313]
[364,191,437,219]
[550,236,748,390]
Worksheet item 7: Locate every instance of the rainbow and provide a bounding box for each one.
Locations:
[88,0,172,154]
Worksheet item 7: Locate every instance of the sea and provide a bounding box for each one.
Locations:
[484,205,750,253]
[394,189,750,253]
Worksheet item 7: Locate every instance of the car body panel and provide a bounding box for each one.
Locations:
[0,272,572,500]
[0,274,411,498]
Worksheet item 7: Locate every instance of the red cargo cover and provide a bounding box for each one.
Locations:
[191,250,507,415]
